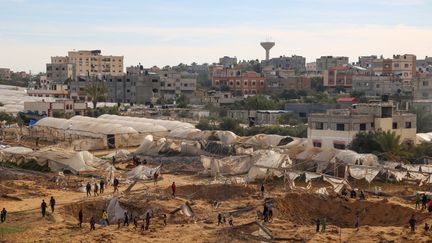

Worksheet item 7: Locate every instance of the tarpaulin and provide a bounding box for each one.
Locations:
[388,170,407,182]
[305,172,321,183]
[348,166,380,183]
[421,165,432,173]
[403,164,421,172]
[315,187,329,195]
[323,176,348,193]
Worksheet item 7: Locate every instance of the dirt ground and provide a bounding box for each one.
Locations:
[2,159,432,243]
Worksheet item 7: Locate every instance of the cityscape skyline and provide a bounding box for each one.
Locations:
[1,0,431,72]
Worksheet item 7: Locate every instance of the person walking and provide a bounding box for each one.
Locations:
[153,172,159,185]
[100,179,105,194]
[90,217,96,231]
[171,182,176,197]
[113,178,119,193]
[41,200,47,217]
[315,218,320,232]
[422,194,428,210]
[1,208,7,223]
[94,183,99,196]
[162,214,167,226]
[321,218,327,232]
[409,214,417,232]
[49,196,56,213]
[101,210,108,227]
[133,216,138,230]
[424,223,430,232]
[86,182,91,197]
[355,213,360,230]
[78,209,83,228]
[217,213,223,226]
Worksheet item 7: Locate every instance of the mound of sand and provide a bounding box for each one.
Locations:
[276,193,428,227]
[172,184,255,201]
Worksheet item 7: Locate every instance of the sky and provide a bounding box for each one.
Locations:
[1,0,432,73]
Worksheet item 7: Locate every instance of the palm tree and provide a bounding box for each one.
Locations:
[374,130,401,154]
[85,80,107,109]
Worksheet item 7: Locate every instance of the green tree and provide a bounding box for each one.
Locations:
[85,80,108,109]
[176,94,189,108]
[374,130,401,154]
[277,112,304,125]
[348,131,381,154]
[231,95,280,110]
[219,118,243,134]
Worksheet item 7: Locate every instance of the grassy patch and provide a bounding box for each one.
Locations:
[0,225,29,235]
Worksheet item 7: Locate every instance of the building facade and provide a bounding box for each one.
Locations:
[46,63,75,82]
[262,55,306,73]
[316,56,349,72]
[24,100,87,117]
[323,65,369,90]
[158,70,197,100]
[352,75,412,97]
[219,56,238,67]
[0,68,11,80]
[210,66,266,96]
[307,101,417,149]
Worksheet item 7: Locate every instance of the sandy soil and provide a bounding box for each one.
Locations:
[2,162,432,243]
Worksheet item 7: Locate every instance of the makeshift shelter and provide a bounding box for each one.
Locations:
[135,135,168,156]
[127,165,161,180]
[106,197,127,224]
[242,134,300,148]
[332,150,379,167]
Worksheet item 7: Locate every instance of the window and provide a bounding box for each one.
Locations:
[184,84,188,87]
[371,122,375,128]
[423,81,429,86]
[126,89,130,93]
[404,64,409,68]
[315,122,324,130]
[392,122,398,129]
[336,123,345,131]
[405,122,412,128]
[126,79,130,82]
[394,63,399,68]
[313,141,322,148]
[334,143,346,149]
[359,123,366,131]
[152,79,158,83]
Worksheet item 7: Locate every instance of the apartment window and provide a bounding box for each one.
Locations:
[244,81,248,86]
[394,63,399,68]
[260,81,264,86]
[359,123,366,131]
[423,81,429,86]
[376,84,380,88]
[236,81,240,86]
[313,141,322,148]
[405,122,412,128]
[126,79,130,82]
[336,123,345,131]
[252,82,256,86]
[117,79,122,82]
[167,84,171,87]
[184,84,188,87]
[229,81,233,86]
[392,122,398,129]
[404,64,409,68]
[126,89,130,93]
[152,79,158,83]
[315,122,324,130]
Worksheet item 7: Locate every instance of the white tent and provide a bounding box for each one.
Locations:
[127,165,161,180]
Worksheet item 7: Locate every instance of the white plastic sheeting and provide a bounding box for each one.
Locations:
[348,166,381,183]
[388,170,407,182]
[333,150,379,166]
[106,197,127,224]
[127,165,161,180]
[102,149,131,162]
[305,172,322,183]
[201,155,253,177]
[416,133,432,143]
[243,134,301,148]
[323,176,349,193]
[315,187,329,195]
[135,135,167,156]
[0,85,55,114]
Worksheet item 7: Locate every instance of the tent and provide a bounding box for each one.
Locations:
[127,165,161,180]
[332,150,379,166]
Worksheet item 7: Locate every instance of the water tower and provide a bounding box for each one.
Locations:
[260,41,275,61]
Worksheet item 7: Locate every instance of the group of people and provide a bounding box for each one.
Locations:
[315,218,327,232]
[217,213,233,227]
[40,196,56,217]
[132,155,147,166]
[85,177,120,197]
[341,188,366,200]
[415,193,432,212]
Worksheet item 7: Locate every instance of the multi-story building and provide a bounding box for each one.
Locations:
[265,69,311,93]
[371,58,393,76]
[27,83,69,98]
[316,56,349,72]
[358,55,378,68]
[323,65,369,90]
[262,55,306,73]
[306,62,317,72]
[307,101,417,149]
[219,56,237,67]
[24,99,87,117]
[0,68,11,80]
[392,54,416,81]
[51,50,123,79]
[413,76,432,100]
[227,109,291,126]
[352,75,412,97]
[158,70,197,100]
[417,56,432,74]
[46,63,75,82]
[210,66,266,96]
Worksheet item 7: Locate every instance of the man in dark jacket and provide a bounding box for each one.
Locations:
[409,214,417,232]
[49,196,56,213]
[78,209,83,228]
[41,200,47,217]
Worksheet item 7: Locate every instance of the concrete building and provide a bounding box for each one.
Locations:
[413,76,432,100]
[227,109,290,125]
[158,70,197,100]
[417,56,432,74]
[219,56,237,67]
[306,62,317,72]
[51,50,124,79]
[352,75,412,97]
[284,103,352,118]
[262,55,306,73]
[0,68,11,80]
[27,83,69,98]
[46,63,75,82]
[210,66,266,96]
[24,100,87,117]
[358,55,378,68]
[307,101,417,149]
[323,65,369,90]
[265,69,311,93]
[207,91,240,106]
[392,54,416,81]
[316,56,349,72]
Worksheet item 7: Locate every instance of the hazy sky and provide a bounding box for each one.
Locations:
[1,0,431,73]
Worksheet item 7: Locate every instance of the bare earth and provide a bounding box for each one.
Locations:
[1,163,432,243]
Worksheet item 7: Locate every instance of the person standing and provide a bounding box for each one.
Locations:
[315,218,320,232]
[409,214,417,232]
[424,223,430,232]
[100,179,105,194]
[123,212,129,226]
[415,193,421,210]
[217,213,223,226]
[41,200,47,217]
[321,218,327,232]
[101,210,108,227]
[78,209,83,228]
[145,211,151,230]
[90,217,96,230]
[260,184,265,198]
[94,183,99,196]
[49,196,56,213]
[86,182,91,197]
[162,214,167,226]
[171,182,176,197]
[422,194,428,210]
[153,172,159,185]
[355,213,360,230]
[0,208,7,223]
[113,178,119,193]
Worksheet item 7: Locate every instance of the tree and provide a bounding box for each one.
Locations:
[176,94,189,108]
[310,77,324,92]
[374,130,401,154]
[349,131,381,154]
[231,95,280,110]
[219,118,243,134]
[277,112,303,125]
[410,106,432,133]
[85,80,107,109]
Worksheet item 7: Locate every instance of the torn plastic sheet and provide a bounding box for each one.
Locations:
[323,176,349,193]
[421,165,432,173]
[127,165,161,180]
[409,172,428,181]
[388,170,407,182]
[402,164,421,172]
[286,171,301,188]
[315,187,329,195]
[349,166,380,183]
[305,172,321,183]
[106,197,127,224]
